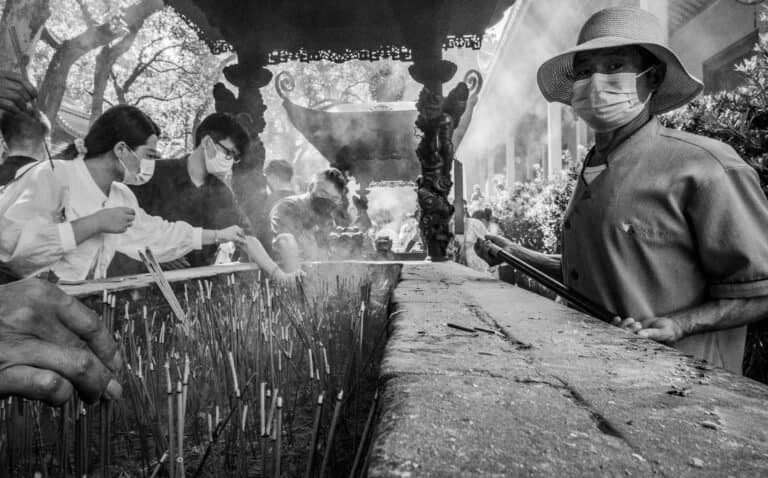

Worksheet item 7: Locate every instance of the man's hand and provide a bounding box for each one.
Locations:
[635,317,685,344]
[0,279,123,405]
[217,225,246,244]
[612,315,685,344]
[94,207,136,234]
[474,234,516,266]
[0,70,36,117]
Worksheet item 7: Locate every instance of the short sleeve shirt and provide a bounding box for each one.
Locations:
[562,118,768,373]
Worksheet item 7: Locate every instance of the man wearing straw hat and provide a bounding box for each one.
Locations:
[477,7,768,374]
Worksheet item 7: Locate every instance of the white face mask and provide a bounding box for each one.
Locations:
[203,137,235,176]
[119,148,155,186]
[571,67,654,133]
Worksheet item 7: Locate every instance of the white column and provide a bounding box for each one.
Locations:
[547,102,562,177]
[505,126,516,186]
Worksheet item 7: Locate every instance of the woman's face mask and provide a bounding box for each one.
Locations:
[119,146,155,186]
[571,67,654,133]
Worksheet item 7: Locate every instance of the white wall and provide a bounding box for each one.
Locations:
[670,0,757,80]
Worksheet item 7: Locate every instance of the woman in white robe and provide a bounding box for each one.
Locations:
[0,105,281,281]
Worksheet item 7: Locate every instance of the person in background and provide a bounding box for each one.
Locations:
[469,184,483,203]
[264,158,296,213]
[0,105,244,281]
[112,113,296,284]
[0,69,122,405]
[271,167,348,266]
[464,208,493,273]
[477,7,768,374]
[0,108,50,185]
[398,210,421,253]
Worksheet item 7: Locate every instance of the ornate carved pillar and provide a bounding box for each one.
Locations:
[213,53,273,246]
[409,39,470,261]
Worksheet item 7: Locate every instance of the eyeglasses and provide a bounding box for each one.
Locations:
[215,140,241,163]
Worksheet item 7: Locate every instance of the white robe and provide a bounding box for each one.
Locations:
[0,157,202,280]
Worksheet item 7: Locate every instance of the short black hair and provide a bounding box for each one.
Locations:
[264,159,293,182]
[315,167,348,194]
[195,113,250,157]
[1,109,50,148]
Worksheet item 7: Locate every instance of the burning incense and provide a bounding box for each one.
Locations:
[165,361,175,478]
[274,396,283,478]
[350,389,380,478]
[304,392,325,478]
[319,390,344,478]
[176,380,184,478]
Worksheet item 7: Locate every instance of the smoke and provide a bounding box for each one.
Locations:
[455,0,637,187]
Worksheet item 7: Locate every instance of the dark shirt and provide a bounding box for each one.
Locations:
[0,155,36,186]
[266,188,296,217]
[107,157,253,276]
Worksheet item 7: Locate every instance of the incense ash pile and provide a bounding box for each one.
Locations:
[0,264,399,477]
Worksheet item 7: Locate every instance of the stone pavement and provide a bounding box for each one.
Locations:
[368,262,768,477]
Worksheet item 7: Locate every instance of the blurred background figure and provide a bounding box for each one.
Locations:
[464,207,494,273]
[0,108,50,186]
[271,167,349,264]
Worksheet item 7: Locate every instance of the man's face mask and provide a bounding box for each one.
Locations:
[203,136,238,177]
[119,146,155,186]
[310,195,341,216]
[571,66,654,133]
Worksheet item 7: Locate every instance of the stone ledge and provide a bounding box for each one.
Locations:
[368,262,768,477]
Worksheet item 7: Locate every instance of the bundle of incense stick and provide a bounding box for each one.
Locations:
[138,247,186,323]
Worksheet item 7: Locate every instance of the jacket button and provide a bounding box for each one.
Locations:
[569,269,579,281]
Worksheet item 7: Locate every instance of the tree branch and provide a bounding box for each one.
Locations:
[132,93,185,105]
[40,27,61,49]
[74,0,96,27]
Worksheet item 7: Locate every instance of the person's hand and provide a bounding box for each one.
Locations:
[474,234,516,266]
[611,316,644,333]
[611,316,684,344]
[0,70,36,118]
[635,317,685,344]
[94,207,135,234]
[0,279,123,405]
[217,225,246,244]
[271,268,305,286]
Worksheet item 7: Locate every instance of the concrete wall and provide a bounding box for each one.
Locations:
[670,0,758,80]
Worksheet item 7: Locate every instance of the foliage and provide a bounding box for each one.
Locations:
[25,0,224,155]
[659,38,768,196]
[493,149,584,255]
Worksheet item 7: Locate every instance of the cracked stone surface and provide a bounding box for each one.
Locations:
[367,262,768,477]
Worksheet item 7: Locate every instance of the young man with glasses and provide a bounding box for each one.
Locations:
[110,113,289,277]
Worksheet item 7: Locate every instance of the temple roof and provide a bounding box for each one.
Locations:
[165,0,514,63]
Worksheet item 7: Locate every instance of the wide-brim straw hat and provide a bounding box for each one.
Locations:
[537,7,703,115]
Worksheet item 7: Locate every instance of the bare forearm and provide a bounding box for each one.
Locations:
[242,236,280,275]
[71,216,101,245]
[508,244,563,282]
[670,296,768,338]
[201,230,218,245]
